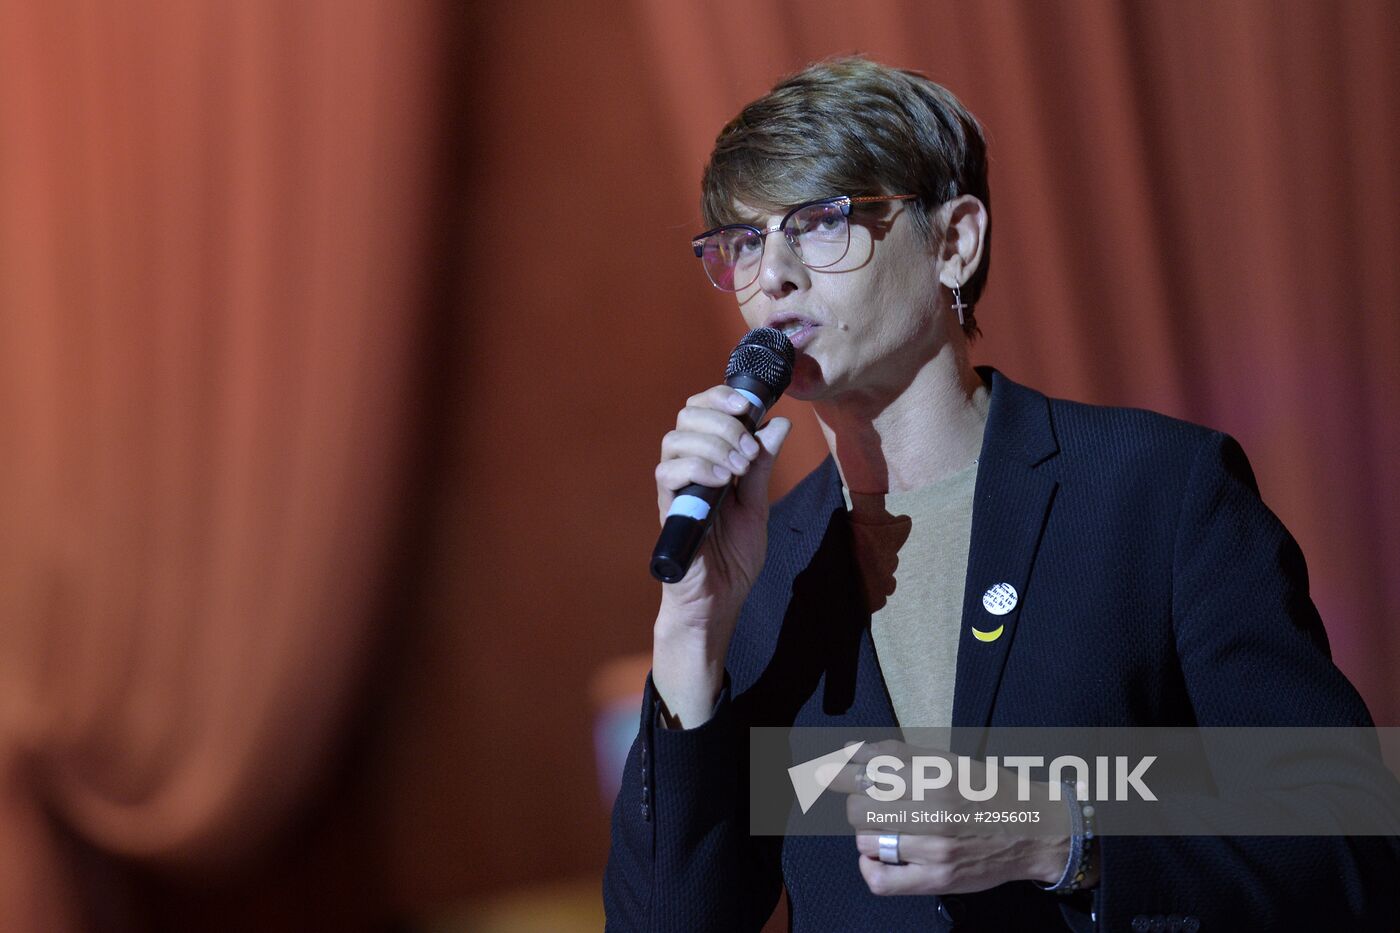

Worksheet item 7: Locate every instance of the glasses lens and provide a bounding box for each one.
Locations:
[701,227,763,290]
[787,202,850,269]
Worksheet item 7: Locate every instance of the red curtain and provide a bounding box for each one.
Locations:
[0,1,436,928]
[1,0,1396,927]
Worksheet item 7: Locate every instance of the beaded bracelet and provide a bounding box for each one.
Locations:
[1037,780,1095,894]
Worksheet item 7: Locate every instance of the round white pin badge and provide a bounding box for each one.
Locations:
[981,582,1018,616]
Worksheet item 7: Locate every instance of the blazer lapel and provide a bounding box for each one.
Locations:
[742,458,899,728]
[792,462,900,727]
[951,369,1060,731]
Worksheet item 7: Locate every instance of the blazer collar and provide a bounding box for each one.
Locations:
[974,366,1059,468]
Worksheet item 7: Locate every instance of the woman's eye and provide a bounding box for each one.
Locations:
[798,210,844,236]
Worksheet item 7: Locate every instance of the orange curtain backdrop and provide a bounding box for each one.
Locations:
[0,1,434,928]
[362,0,1400,909]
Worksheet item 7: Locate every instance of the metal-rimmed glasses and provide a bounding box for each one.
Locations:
[691,194,918,291]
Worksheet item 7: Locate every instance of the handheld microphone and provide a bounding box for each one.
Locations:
[650,327,795,583]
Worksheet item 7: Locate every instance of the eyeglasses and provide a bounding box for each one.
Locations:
[691,194,917,291]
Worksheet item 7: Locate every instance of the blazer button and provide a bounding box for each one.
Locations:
[1182,919,1200,932]
[1131,919,1151,932]
[937,896,966,924]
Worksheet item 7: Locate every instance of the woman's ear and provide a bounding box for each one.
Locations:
[934,195,988,288]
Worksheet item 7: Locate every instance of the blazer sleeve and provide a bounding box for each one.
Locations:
[1094,431,1400,930]
[603,672,783,932]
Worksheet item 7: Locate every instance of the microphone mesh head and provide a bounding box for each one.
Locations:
[725,327,795,395]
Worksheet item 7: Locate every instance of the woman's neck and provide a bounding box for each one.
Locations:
[814,347,989,495]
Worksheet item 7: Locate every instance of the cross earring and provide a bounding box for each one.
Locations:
[951,283,967,327]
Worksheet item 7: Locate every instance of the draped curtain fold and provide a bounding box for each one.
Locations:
[0,1,434,928]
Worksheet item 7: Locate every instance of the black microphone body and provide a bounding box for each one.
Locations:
[650,328,794,583]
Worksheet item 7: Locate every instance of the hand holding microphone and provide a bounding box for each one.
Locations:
[648,328,795,727]
[651,327,795,583]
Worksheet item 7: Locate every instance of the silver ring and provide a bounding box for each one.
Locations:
[855,769,873,792]
[877,833,903,865]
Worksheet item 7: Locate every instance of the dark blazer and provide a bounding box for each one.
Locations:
[605,369,1398,932]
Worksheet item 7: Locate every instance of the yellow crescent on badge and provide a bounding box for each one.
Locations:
[971,624,1004,643]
